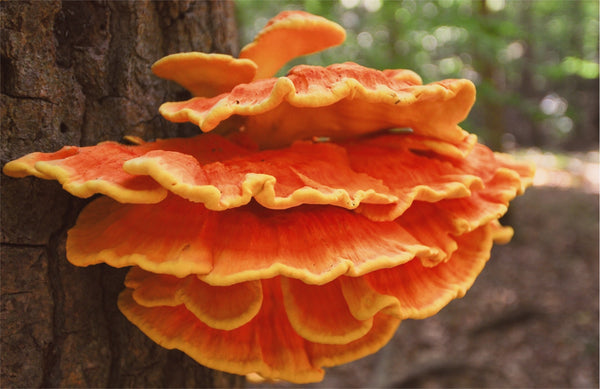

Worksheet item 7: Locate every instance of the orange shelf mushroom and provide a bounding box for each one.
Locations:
[3,11,534,384]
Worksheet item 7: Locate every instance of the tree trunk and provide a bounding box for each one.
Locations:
[1,1,245,387]
[475,0,506,152]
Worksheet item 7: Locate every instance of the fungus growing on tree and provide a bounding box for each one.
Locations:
[238,10,347,79]
[3,10,534,383]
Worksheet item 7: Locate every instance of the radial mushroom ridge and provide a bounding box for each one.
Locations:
[2,132,526,217]
[117,220,506,383]
[158,62,475,148]
[2,10,534,384]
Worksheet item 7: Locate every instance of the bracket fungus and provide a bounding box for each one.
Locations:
[3,10,534,384]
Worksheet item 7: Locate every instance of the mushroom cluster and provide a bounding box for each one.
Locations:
[3,11,534,383]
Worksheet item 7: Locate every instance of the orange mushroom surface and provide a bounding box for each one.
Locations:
[238,10,347,79]
[152,53,258,97]
[158,62,474,148]
[3,10,534,384]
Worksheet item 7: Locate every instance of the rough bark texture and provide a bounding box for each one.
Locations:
[1,1,245,387]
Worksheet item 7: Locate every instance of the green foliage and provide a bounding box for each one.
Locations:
[235,0,599,150]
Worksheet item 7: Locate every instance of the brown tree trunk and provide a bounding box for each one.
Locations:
[1,1,245,387]
[475,0,506,152]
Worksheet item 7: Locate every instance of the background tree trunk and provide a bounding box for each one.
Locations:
[1,1,245,387]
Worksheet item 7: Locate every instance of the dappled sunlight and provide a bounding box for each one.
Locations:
[513,148,599,194]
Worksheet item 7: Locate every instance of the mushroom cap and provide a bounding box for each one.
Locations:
[125,266,263,331]
[65,147,529,283]
[2,134,252,204]
[117,220,506,383]
[239,10,346,80]
[151,53,258,97]
[149,10,346,98]
[2,141,167,203]
[1,132,533,219]
[159,63,475,148]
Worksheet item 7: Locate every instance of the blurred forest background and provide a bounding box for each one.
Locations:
[236,1,599,388]
[236,0,599,153]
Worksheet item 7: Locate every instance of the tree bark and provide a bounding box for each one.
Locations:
[1,1,244,387]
